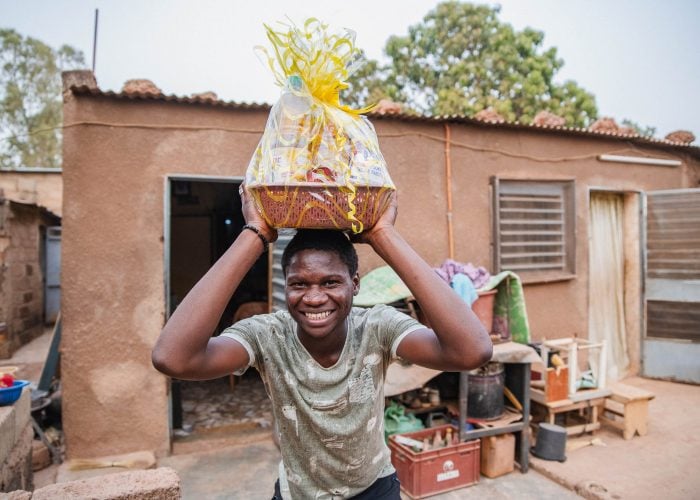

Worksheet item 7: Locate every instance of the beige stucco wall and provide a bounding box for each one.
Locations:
[61,90,698,458]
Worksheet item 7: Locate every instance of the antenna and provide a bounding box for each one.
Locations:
[92,8,99,73]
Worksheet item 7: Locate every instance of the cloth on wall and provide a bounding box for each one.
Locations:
[434,259,490,289]
[480,271,531,345]
[589,192,629,382]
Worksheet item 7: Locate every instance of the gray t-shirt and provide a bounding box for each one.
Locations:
[220,304,422,499]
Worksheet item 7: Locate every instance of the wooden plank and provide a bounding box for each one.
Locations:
[568,390,611,402]
[608,384,655,403]
[648,270,700,279]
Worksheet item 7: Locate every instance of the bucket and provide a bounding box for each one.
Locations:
[467,362,505,420]
[531,423,567,462]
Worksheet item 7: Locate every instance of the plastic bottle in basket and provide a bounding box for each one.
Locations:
[270,76,318,183]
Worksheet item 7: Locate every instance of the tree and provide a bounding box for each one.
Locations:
[1,29,85,169]
[345,1,597,127]
[621,119,656,138]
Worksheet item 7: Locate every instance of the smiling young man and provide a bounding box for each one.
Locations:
[152,187,492,499]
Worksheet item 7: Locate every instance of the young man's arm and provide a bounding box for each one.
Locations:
[359,193,493,371]
[151,186,276,380]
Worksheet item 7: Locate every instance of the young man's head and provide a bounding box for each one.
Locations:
[281,230,360,341]
[282,230,358,277]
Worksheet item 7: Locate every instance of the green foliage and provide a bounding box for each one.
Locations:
[345,1,597,127]
[1,29,85,168]
[621,119,656,138]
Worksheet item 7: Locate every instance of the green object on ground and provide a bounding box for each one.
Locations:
[384,401,424,442]
[479,271,531,345]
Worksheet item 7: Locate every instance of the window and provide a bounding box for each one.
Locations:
[492,179,576,283]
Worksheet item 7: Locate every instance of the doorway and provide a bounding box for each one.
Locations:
[588,191,634,383]
[165,176,271,438]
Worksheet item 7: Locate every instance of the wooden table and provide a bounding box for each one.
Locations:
[530,388,612,435]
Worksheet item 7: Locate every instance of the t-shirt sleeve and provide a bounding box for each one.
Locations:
[219,316,267,375]
[370,304,425,362]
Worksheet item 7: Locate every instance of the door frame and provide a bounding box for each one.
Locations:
[162,174,243,441]
[163,174,243,321]
[587,187,643,378]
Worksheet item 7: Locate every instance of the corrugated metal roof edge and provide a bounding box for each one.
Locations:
[69,85,699,154]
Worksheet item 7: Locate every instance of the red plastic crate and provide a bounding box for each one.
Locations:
[388,425,480,499]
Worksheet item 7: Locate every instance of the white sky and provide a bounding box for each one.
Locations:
[2,0,699,139]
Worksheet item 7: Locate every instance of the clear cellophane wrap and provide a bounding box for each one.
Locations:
[246,18,395,233]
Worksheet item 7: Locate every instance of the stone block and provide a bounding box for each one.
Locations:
[0,405,17,461]
[32,440,51,472]
[0,424,33,493]
[1,490,32,499]
[13,390,31,441]
[33,467,181,500]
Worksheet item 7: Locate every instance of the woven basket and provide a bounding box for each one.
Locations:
[250,183,393,230]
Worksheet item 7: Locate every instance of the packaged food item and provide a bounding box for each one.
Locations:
[246,18,395,232]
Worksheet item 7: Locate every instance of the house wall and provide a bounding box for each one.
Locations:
[61,90,698,458]
[0,202,55,358]
[0,170,63,217]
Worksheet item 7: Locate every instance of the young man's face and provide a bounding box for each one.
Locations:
[285,248,359,342]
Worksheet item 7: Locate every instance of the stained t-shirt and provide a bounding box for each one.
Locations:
[220,304,423,500]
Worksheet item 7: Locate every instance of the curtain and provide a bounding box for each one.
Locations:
[589,192,629,382]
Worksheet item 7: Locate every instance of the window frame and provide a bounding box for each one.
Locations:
[492,177,577,284]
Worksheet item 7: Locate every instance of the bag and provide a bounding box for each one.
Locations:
[246,18,395,233]
[384,401,424,442]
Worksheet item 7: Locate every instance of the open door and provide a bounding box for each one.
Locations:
[643,188,700,383]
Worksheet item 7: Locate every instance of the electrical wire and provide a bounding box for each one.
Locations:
[1,120,685,165]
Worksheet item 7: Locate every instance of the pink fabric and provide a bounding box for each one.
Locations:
[434,259,490,289]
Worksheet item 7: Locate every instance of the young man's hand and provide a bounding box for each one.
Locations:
[240,183,278,243]
[352,191,398,245]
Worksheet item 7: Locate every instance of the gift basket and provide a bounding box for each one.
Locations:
[246,18,395,233]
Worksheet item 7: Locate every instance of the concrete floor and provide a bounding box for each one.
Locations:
[9,331,700,499]
[159,433,579,500]
[529,376,700,500]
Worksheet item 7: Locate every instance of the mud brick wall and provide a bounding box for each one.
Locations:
[0,201,47,359]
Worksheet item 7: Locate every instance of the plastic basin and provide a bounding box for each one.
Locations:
[0,380,30,406]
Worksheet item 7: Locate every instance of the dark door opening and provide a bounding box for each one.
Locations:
[168,178,271,438]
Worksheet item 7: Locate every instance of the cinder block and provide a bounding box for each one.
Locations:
[0,423,33,492]
[2,490,32,499]
[33,467,181,500]
[14,388,31,437]
[0,404,17,461]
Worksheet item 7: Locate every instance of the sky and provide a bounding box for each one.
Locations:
[2,0,699,139]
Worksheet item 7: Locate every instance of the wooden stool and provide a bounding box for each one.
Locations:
[600,383,655,440]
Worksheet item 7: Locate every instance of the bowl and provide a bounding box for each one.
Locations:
[0,380,30,406]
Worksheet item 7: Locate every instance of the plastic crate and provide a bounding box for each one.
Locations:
[388,425,480,499]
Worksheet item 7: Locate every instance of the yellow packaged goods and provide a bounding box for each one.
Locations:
[246,18,395,233]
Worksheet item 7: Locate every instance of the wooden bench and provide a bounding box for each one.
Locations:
[600,383,655,440]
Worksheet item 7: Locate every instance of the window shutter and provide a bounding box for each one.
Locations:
[493,180,575,280]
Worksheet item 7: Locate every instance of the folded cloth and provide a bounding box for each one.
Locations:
[354,266,411,307]
[450,273,478,306]
[434,259,490,289]
[479,271,531,344]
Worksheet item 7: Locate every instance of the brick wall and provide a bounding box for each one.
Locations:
[0,201,57,358]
